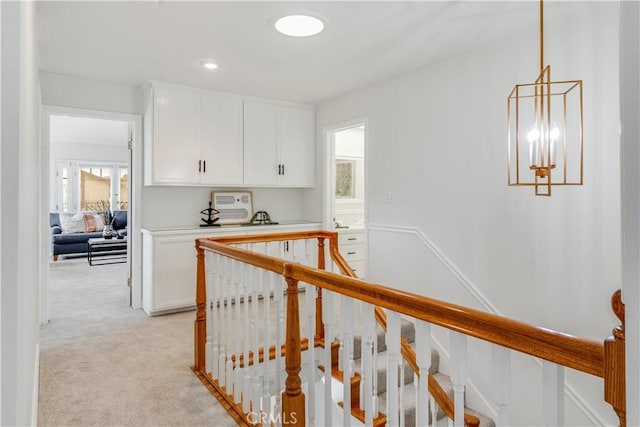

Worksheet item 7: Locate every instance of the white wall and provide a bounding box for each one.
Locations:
[1,1,41,425]
[314,3,620,425]
[620,1,640,425]
[141,186,304,228]
[40,72,143,115]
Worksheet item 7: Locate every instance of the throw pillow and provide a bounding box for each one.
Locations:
[93,213,105,232]
[83,214,105,232]
[84,214,97,232]
[60,212,87,234]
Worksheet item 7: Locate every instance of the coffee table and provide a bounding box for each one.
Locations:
[87,237,127,266]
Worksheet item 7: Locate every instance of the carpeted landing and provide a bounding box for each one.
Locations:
[38,258,235,427]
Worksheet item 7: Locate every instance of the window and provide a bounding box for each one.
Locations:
[54,161,127,212]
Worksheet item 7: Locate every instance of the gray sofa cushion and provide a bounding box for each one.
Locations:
[53,231,104,244]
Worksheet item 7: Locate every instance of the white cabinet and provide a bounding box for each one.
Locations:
[141,223,322,316]
[243,100,315,187]
[201,93,244,184]
[144,82,243,186]
[338,229,367,278]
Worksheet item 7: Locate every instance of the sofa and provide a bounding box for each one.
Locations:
[50,211,128,260]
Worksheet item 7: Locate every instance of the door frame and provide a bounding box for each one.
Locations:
[40,105,143,323]
[323,117,369,230]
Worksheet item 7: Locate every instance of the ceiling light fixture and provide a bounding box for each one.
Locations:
[202,62,219,70]
[275,15,324,37]
[507,0,583,196]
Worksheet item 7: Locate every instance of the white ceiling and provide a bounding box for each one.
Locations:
[50,115,129,146]
[36,1,602,105]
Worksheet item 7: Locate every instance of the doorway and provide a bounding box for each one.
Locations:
[41,106,143,323]
[325,121,367,277]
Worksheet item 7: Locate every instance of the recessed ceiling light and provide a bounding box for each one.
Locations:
[202,62,219,70]
[275,15,324,37]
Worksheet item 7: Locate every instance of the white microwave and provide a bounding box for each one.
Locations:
[211,191,253,225]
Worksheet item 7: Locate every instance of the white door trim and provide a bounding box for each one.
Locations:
[322,118,369,231]
[40,105,143,324]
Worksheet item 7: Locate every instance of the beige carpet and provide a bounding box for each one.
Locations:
[38,257,236,427]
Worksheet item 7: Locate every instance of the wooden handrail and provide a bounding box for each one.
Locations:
[288,263,604,377]
[195,230,621,426]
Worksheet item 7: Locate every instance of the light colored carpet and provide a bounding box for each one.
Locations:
[38,258,236,427]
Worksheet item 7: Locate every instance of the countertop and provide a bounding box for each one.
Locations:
[141,221,323,236]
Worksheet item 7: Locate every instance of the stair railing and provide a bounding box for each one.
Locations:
[193,230,626,427]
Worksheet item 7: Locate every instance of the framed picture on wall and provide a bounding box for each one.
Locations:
[335,159,355,198]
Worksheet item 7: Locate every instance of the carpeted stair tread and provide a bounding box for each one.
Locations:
[376,374,494,427]
[348,320,495,427]
[353,318,415,357]
[352,350,415,395]
[376,382,418,426]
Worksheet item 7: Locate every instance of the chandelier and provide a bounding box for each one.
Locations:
[507,0,583,196]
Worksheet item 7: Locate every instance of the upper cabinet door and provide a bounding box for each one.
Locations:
[279,106,315,187]
[201,94,243,185]
[243,100,280,186]
[152,86,202,184]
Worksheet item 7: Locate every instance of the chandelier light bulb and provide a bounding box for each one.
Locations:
[527,126,540,143]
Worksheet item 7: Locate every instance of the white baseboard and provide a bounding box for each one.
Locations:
[368,223,608,426]
[30,343,40,427]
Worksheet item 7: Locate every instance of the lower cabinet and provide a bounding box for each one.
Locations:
[338,229,367,279]
[141,223,321,316]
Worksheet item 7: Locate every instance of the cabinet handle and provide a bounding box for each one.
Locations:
[198,160,202,172]
[203,160,206,173]
[347,251,357,255]
[348,237,357,241]
[278,164,281,175]
[282,164,285,175]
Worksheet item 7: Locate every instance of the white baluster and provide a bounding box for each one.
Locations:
[305,283,317,425]
[262,270,271,401]
[341,295,354,427]
[218,256,228,387]
[262,374,272,426]
[205,251,214,375]
[542,360,564,427]
[261,265,273,424]
[248,266,261,415]
[323,290,334,426]
[415,320,432,427]
[232,259,242,402]
[450,331,467,427]
[372,321,379,417]
[492,346,510,427]
[225,259,235,395]
[274,272,285,417]
[399,356,405,427]
[241,262,251,411]
[387,311,401,427]
[213,254,223,380]
[362,302,375,426]
[429,397,437,427]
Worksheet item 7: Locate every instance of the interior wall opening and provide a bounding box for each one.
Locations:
[43,108,140,323]
[326,121,367,278]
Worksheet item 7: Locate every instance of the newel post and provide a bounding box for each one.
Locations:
[194,243,207,372]
[604,290,626,426]
[315,237,326,340]
[282,264,305,426]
